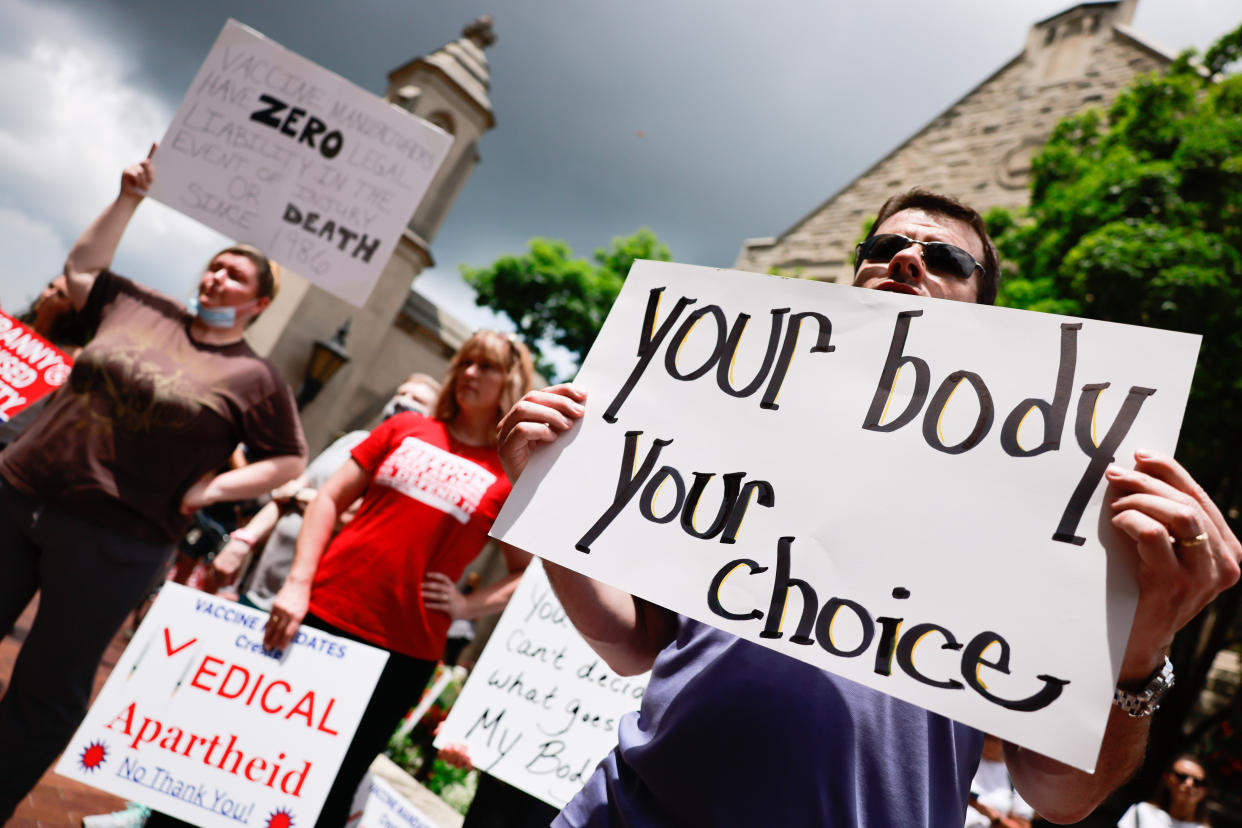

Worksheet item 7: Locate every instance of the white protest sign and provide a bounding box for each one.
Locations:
[435,561,648,807]
[492,260,1202,772]
[56,583,388,827]
[345,773,438,828]
[150,19,452,306]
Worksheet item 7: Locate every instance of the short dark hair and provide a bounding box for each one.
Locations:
[211,245,278,302]
[866,189,999,305]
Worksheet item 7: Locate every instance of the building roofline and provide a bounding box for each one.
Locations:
[740,13,1173,261]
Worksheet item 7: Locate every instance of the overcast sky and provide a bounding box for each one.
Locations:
[1,0,1237,334]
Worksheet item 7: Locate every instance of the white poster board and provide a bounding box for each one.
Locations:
[492,260,1202,773]
[435,561,649,807]
[149,19,452,306]
[345,773,438,828]
[56,583,388,827]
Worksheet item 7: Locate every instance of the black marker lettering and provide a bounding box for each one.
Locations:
[1053,383,1157,545]
[576,431,672,552]
[961,631,1069,712]
[761,537,817,644]
[761,311,836,410]
[707,558,767,621]
[921,370,995,455]
[862,311,929,432]
[1001,323,1081,457]
[603,288,697,423]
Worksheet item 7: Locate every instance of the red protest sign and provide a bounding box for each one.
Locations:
[0,309,74,422]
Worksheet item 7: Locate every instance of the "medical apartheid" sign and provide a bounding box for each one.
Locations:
[0,309,72,422]
[57,583,388,827]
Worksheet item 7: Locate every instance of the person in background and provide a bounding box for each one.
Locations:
[966,734,1036,828]
[1117,755,1212,828]
[0,274,91,449]
[140,331,531,828]
[0,146,307,822]
[218,373,443,604]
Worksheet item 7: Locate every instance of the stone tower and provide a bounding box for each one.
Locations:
[734,0,1169,283]
[246,17,497,452]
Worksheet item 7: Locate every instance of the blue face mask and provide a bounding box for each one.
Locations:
[188,297,249,328]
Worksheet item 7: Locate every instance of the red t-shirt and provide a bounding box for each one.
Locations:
[308,413,511,660]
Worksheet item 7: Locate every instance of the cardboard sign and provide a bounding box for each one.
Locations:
[492,260,1202,772]
[435,561,648,807]
[0,309,73,422]
[150,20,452,306]
[346,773,438,828]
[56,583,388,827]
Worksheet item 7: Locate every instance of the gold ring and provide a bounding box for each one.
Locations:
[1175,531,1210,549]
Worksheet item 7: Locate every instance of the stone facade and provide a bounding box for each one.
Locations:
[734,0,1171,283]
[244,18,496,453]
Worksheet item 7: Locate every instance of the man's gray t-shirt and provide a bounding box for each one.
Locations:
[555,617,984,827]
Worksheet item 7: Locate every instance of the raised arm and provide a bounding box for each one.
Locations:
[497,385,678,676]
[1006,451,1240,822]
[263,457,370,650]
[63,144,156,310]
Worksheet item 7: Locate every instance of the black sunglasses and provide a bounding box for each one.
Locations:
[1171,770,1205,787]
[854,233,984,280]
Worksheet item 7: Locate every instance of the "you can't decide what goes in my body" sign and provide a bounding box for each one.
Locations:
[493,260,1201,773]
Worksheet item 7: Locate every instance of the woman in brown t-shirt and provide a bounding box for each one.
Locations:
[0,147,307,819]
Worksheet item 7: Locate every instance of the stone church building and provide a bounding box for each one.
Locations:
[734,0,1172,283]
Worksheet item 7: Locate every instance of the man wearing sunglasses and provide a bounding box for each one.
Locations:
[497,190,1241,827]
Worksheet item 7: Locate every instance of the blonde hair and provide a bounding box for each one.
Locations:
[433,331,534,443]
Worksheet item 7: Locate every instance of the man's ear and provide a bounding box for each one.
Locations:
[253,295,272,316]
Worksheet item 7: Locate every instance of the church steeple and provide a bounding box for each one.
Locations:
[383,17,498,243]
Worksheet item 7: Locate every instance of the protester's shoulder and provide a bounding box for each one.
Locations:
[89,269,188,324]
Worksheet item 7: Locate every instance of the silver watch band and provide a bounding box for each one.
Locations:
[1113,656,1174,717]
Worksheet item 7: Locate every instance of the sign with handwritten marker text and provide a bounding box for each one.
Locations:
[0,309,73,422]
[436,561,649,807]
[492,260,1201,773]
[149,19,452,306]
[56,583,388,828]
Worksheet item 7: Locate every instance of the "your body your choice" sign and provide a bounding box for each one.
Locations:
[493,260,1201,773]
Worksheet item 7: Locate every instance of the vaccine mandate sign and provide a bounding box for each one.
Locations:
[493,260,1202,773]
[0,309,73,421]
[149,20,452,306]
[436,561,649,807]
[56,583,388,827]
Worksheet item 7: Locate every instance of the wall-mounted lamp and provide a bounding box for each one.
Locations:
[296,320,351,409]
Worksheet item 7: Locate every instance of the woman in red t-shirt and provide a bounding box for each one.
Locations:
[264,330,534,828]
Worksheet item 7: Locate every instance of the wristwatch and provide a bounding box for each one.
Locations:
[1113,656,1174,717]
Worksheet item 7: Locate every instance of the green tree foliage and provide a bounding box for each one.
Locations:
[460,229,671,379]
[989,24,1242,805]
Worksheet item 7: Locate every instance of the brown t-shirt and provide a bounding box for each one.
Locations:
[0,271,306,546]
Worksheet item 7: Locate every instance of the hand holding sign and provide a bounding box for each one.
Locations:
[1106,452,1241,682]
[497,384,588,482]
[120,143,157,200]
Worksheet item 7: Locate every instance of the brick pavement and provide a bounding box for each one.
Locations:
[3,597,129,828]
